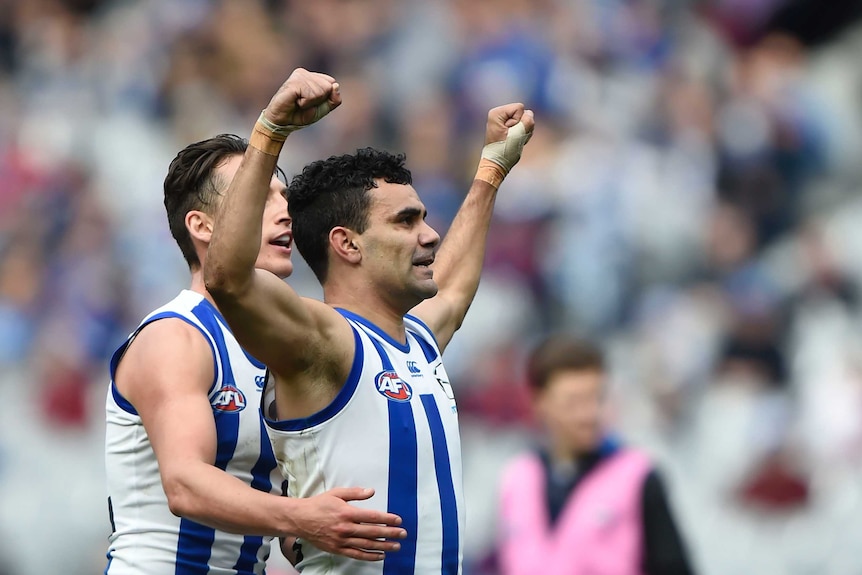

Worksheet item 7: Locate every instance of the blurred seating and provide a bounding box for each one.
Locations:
[2,0,862,573]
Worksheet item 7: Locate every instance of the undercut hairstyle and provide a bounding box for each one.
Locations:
[527,335,606,392]
[287,147,413,283]
[163,134,248,269]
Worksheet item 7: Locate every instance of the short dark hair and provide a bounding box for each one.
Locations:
[163,134,248,269]
[527,335,606,392]
[287,147,413,283]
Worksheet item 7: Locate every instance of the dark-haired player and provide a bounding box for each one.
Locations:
[204,68,534,574]
[104,130,405,574]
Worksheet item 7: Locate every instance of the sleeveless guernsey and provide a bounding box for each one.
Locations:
[264,310,464,575]
[105,290,281,575]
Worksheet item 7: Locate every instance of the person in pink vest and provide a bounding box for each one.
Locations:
[497,336,695,575]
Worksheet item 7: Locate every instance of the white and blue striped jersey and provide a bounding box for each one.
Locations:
[105,290,281,575]
[264,310,464,575]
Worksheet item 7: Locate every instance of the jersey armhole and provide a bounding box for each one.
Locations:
[265,325,365,431]
[110,312,220,416]
[404,313,441,350]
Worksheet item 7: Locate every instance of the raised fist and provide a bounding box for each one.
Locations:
[482,103,535,175]
[263,68,342,129]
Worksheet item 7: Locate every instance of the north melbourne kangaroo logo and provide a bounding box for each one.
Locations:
[375,370,413,402]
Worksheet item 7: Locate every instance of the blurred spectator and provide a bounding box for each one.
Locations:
[497,335,694,575]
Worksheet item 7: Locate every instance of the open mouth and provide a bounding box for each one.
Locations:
[270,233,292,250]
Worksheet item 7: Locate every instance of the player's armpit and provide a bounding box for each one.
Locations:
[212,269,355,382]
[409,289,463,353]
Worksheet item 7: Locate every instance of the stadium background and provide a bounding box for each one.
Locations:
[1,0,862,572]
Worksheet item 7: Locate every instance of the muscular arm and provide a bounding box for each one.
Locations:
[203,136,345,378]
[412,104,534,351]
[117,319,297,535]
[116,318,404,560]
[411,177,499,352]
[203,69,352,381]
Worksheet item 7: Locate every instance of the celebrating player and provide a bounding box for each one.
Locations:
[104,133,405,574]
[204,68,533,574]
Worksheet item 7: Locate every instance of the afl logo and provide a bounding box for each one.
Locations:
[375,370,413,402]
[213,385,247,412]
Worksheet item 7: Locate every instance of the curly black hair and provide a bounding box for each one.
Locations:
[287,147,413,283]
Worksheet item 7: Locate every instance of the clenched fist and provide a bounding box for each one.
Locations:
[484,103,535,149]
[263,68,342,130]
[475,103,535,188]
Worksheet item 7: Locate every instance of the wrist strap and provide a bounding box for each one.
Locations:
[257,110,302,136]
[474,158,507,189]
[249,111,290,157]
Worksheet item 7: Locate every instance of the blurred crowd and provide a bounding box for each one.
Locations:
[1,0,862,573]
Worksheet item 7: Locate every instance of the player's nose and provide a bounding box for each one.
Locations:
[420,221,440,248]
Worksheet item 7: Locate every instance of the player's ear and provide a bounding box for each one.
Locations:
[186,210,214,244]
[330,227,361,264]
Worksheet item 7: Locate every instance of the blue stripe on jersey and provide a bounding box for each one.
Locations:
[364,335,419,575]
[407,332,438,363]
[173,302,241,575]
[109,311,218,416]
[241,348,266,369]
[104,550,113,574]
[420,394,459,575]
[175,520,217,575]
[233,417,278,573]
[384,400,419,575]
[404,314,440,348]
[265,327,365,431]
[337,308,411,352]
[233,533,264,573]
[192,301,239,468]
[198,298,266,371]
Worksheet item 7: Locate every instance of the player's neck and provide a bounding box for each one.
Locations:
[189,269,221,311]
[325,286,408,344]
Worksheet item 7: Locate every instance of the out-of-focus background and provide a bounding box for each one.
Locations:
[1,0,862,573]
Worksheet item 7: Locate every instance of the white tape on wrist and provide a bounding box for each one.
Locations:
[480,121,532,175]
[259,100,336,135]
[258,110,300,136]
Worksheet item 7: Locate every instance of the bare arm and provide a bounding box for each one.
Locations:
[411,104,534,351]
[116,318,404,560]
[203,68,353,379]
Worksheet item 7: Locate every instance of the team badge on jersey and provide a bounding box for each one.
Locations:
[213,384,247,412]
[375,370,413,402]
[406,360,422,375]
